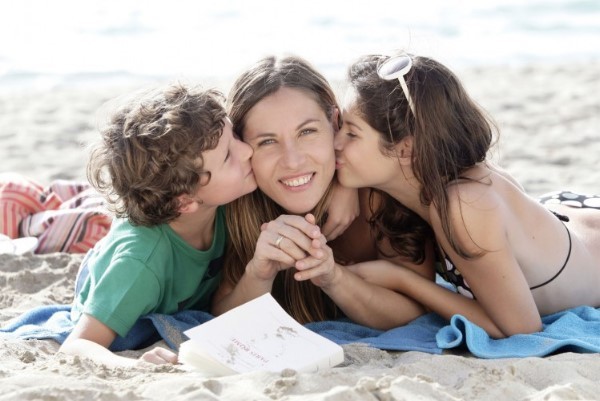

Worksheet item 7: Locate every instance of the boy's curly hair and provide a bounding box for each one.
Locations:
[87,83,226,226]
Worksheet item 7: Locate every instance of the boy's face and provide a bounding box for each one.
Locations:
[194,118,256,206]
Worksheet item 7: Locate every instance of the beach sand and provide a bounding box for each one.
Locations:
[1,62,599,400]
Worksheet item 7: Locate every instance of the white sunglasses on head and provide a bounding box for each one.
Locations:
[377,55,416,115]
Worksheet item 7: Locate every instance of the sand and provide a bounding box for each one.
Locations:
[1,62,599,400]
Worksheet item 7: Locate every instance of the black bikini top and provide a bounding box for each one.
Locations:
[437,209,572,295]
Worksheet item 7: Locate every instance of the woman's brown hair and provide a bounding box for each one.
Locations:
[224,55,341,323]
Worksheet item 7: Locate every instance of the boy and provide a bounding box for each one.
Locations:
[59,83,256,367]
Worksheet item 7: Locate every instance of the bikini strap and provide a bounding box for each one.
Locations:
[530,223,572,290]
[550,210,570,222]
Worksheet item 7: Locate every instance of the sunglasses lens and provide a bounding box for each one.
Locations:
[377,54,416,114]
[378,56,412,80]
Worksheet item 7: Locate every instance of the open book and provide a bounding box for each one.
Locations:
[179,293,344,376]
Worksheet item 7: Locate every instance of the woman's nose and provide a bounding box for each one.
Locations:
[280,142,306,169]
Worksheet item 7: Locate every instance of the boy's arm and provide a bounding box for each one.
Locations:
[60,314,135,367]
[60,314,178,368]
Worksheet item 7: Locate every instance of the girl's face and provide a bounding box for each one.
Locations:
[242,87,336,214]
[335,89,401,191]
[195,118,256,205]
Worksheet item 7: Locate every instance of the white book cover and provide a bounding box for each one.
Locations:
[179,293,344,376]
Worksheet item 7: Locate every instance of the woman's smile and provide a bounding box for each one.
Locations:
[280,173,314,189]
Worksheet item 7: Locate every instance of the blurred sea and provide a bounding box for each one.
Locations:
[1,0,598,91]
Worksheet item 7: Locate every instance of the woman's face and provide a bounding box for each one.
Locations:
[242,87,336,214]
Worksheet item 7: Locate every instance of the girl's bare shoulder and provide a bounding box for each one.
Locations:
[430,177,506,253]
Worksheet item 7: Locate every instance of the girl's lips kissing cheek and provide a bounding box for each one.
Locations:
[279,173,314,190]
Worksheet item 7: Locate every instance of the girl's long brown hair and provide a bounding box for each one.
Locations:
[348,53,496,259]
[224,55,342,323]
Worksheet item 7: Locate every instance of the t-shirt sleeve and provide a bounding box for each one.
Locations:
[81,257,161,337]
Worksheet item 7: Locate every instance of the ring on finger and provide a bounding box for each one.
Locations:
[274,235,284,249]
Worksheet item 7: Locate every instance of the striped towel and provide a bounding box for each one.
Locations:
[0,173,112,254]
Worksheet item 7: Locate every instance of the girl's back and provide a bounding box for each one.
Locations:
[459,163,600,314]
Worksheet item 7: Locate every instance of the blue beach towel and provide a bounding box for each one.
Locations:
[0,304,443,354]
[3,303,600,358]
[145,311,446,354]
[0,304,73,343]
[304,314,445,354]
[0,305,161,351]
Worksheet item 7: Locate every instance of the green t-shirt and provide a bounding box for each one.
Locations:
[71,207,225,338]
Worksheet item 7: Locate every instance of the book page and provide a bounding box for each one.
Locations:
[182,293,344,374]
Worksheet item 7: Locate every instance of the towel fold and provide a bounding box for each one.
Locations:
[436,305,600,358]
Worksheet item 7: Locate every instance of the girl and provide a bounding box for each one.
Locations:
[335,52,600,338]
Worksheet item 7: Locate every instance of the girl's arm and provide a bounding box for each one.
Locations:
[346,260,506,337]
[60,314,177,367]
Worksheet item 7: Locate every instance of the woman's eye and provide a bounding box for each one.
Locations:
[346,131,357,138]
[257,139,276,146]
[300,128,316,136]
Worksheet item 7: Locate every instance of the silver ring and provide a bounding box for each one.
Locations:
[274,235,284,249]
